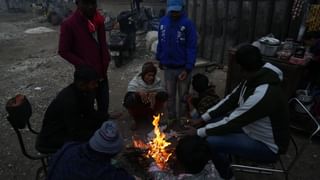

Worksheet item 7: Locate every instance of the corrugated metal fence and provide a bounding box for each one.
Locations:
[185,0,305,64]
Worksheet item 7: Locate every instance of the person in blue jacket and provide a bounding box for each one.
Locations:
[156,0,197,126]
[47,121,136,180]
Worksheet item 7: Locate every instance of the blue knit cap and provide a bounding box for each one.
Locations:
[167,0,184,12]
[89,121,123,154]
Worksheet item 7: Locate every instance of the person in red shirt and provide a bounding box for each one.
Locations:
[58,0,111,115]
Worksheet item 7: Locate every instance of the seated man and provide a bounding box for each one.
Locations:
[123,62,168,130]
[187,73,220,118]
[150,135,219,180]
[36,66,108,153]
[47,121,135,180]
[180,45,290,179]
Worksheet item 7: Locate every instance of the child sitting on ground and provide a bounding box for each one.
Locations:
[187,73,220,119]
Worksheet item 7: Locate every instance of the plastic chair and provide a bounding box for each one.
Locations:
[5,94,50,180]
[289,98,320,138]
[230,97,320,180]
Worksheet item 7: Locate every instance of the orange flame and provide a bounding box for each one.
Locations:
[132,138,148,150]
[147,114,172,170]
[132,114,172,170]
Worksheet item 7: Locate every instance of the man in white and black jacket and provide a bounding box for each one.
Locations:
[180,44,290,180]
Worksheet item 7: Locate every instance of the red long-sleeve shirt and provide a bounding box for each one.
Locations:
[58,9,110,78]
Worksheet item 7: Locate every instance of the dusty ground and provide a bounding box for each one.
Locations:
[0,1,319,180]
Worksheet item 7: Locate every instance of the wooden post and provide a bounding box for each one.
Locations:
[199,0,207,57]
[192,0,197,25]
[5,0,10,10]
[219,0,230,64]
[249,0,258,42]
[282,0,294,40]
[297,0,312,41]
[185,0,189,15]
[235,0,243,46]
[210,0,218,62]
[267,0,276,34]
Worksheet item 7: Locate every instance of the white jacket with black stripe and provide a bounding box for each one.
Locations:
[197,63,290,154]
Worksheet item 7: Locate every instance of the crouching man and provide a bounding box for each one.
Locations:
[123,62,168,130]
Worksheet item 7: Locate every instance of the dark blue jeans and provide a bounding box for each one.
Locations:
[96,78,109,114]
[204,117,278,179]
[207,133,278,179]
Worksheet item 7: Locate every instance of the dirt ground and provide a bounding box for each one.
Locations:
[0,1,319,180]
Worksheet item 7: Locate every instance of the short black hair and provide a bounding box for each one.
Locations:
[235,44,263,72]
[175,136,211,174]
[192,73,209,93]
[74,66,99,83]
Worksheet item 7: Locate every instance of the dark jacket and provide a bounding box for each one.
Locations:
[156,13,197,71]
[37,84,108,152]
[197,63,290,154]
[47,142,134,180]
[192,86,220,115]
[58,9,110,78]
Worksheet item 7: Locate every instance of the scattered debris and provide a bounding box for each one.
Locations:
[145,31,158,51]
[24,27,55,34]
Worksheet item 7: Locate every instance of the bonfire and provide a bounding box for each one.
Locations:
[132,114,172,170]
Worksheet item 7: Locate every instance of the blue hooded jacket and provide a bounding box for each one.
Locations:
[156,12,197,71]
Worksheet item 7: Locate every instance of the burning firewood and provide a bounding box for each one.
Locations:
[126,114,177,171]
[123,146,151,170]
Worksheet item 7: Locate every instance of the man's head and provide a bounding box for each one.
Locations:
[76,0,97,20]
[74,66,99,92]
[192,73,209,93]
[175,136,211,174]
[89,121,124,155]
[140,62,157,85]
[167,0,184,20]
[236,44,264,73]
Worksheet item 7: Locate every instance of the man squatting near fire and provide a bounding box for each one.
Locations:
[123,62,168,130]
[58,0,112,116]
[180,44,290,180]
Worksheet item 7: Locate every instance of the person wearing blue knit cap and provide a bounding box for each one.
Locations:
[47,121,136,180]
[156,0,197,127]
